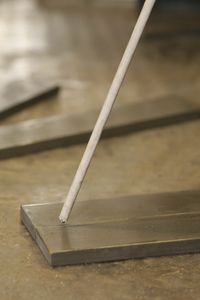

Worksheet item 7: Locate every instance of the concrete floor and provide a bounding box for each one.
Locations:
[0,0,200,299]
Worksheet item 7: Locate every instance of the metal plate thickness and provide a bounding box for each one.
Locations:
[0,77,59,119]
[1,96,200,159]
[21,190,200,266]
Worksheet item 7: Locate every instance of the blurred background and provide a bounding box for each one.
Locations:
[1,1,200,299]
[0,0,200,125]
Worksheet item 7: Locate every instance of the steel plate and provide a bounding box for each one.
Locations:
[1,96,200,159]
[0,77,59,119]
[21,190,200,266]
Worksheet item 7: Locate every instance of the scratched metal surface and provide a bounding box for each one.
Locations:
[0,0,200,299]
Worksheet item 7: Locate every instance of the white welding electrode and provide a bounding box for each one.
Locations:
[59,0,156,223]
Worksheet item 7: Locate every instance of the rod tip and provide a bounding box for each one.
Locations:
[59,216,67,224]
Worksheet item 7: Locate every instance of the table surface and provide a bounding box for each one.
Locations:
[0,1,200,299]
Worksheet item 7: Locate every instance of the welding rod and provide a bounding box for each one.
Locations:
[59,0,156,223]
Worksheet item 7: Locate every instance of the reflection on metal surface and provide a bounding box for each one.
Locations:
[21,190,200,266]
[0,77,60,120]
[0,96,199,159]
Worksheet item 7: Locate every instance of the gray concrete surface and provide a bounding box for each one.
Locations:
[0,0,200,299]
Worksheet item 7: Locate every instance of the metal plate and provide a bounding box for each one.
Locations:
[1,96,200,159]
[21,190,200,266]
[0,77,59,119]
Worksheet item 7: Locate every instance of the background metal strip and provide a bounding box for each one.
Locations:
[1,96,200,159]
[0,77,60,120]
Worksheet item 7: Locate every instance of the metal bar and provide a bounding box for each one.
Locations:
[0,77,59,120]
[0,96,200,159]
[21,190,200,266]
